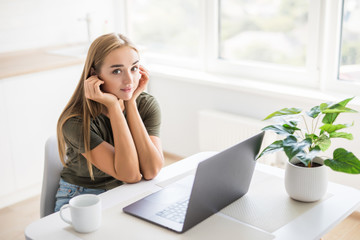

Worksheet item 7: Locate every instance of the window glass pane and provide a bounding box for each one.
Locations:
[339,0,360,81]
[128,0,200,58]
[220,0,309,67]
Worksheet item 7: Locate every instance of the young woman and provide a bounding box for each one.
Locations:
[54,33,164,212]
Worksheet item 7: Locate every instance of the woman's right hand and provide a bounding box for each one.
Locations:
[84,76,118,108]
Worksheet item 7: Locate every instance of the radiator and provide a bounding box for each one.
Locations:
[198,109,284,167]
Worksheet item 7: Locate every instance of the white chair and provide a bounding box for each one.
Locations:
[40,135,63,218]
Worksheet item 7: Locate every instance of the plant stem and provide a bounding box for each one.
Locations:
[302,115,310,134]
[314,115,321,134]
[311,118,314,134]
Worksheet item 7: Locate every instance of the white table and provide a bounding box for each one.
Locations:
[25,152,360,240]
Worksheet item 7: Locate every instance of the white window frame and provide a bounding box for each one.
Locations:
[321,0,360,95]
[205,0,322,88]
[117,0,359,95]
[113,0,128,34]
[118,0,205,70]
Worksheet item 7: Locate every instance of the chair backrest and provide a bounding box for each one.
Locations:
[40,135,63,218]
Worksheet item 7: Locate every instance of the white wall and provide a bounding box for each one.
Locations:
[0,0,115,53]
[0,65,82,208]
[149,72,360,158]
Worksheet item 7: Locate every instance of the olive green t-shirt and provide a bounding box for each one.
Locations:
[60,92,161,190]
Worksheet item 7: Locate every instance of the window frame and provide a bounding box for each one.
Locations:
[206,0,322,88]
[322,0,360,94]
[122,0,205,70]
[120,0,360,95]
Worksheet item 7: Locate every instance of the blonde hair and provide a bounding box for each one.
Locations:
[57,33,138,180]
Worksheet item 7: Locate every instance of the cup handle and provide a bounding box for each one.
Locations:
[60,204,72,225]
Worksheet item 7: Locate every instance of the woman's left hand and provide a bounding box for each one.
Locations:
[129,65,149,102]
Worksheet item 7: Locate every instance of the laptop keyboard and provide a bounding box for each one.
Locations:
[156,199,189,224]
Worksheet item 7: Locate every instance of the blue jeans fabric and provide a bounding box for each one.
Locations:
[54,178,106,212]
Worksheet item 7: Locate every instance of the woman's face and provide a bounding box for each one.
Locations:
[98,46,140,100]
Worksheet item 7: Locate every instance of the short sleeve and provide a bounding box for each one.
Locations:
[137,93,161,137]
[63,117,104,153]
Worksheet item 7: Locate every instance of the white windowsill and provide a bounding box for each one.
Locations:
[148,64,360,107]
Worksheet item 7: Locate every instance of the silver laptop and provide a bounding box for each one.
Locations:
[123,131,265,233]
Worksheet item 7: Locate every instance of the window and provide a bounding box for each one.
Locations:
[220,0,309,67]
[212,0,320,87]
[339,0,360,82]
[127,0,201,63]
[122,0,358,93]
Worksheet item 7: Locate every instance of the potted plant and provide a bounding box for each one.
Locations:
[257,97,360,202]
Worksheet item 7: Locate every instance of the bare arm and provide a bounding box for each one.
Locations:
[125,66,164,179]
[126,101,164,180]
[82,76,142,183]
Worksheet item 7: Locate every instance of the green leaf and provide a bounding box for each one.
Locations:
[319,123,353,133]
[262,124,297,135]
[320,102,331,111]
[324,148,360,174]
[322,106,357,113]
[321,97,357,124]
[309,145,321,157]
[306,106,321,118]
[329,132,353,140]
[256,140,284,160]
[263,108,302,120]
[283,136,312,161]
[321,102,336,124]
[322,113,337,125]
[317,135,331,151]
[305,133,318,141]
[282,124,300,131]
[338,97,355,107]
[282,120,300,130]
[297,146,321,166]
[323,97,354,110]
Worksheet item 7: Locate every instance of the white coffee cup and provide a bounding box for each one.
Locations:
[60,194,102,233]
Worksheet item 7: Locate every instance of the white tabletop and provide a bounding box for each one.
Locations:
[25,152,360,240]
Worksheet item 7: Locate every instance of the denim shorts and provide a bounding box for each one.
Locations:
[54,178,106,212]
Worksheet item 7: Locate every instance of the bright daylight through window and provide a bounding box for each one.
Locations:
[128,0,201,59]
[125,0,359,92]
[339,0,360,82]
[219,0,309,67]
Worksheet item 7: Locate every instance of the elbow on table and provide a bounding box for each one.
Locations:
[123,175,142,184]
[118,172,142,184]
[142,174,156,181]
[142,167,162,181]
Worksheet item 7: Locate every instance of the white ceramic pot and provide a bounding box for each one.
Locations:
[284,157,328,202]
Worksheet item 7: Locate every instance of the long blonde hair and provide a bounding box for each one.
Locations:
[57,33,138,180]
